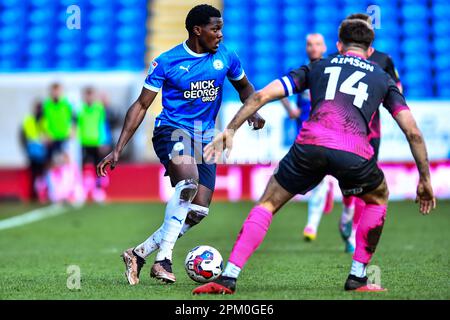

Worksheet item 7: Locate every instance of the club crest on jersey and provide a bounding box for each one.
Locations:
[148,60,158,75]
[184,79,220,102]
[213,59,224,70]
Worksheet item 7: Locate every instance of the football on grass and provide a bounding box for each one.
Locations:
[185,245,223,283]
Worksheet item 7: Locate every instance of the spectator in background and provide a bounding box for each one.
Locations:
[42,82,75,162]
[99,92,122,154]
[77,86,107,202]
[20,100,47,200]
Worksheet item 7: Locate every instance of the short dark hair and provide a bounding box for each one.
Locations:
[185,4,221,34]
[50,82,61,89]
[84,86,94,94]
[338,19,374,50]
[346,13,371,24]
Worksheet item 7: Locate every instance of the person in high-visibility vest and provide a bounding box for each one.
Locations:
[42,82,75,162]
[77,86,107,202]
[78,86,106,167]
[20,100,47,200]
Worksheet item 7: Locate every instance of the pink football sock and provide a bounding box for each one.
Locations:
[352,197,366,232]
[229,205,273,269]
[353,204,387,264]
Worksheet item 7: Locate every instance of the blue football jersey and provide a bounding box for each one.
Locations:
[144,41,245,142]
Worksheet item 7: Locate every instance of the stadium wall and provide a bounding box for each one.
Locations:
[2,161,450,202]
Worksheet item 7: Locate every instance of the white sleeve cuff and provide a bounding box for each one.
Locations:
[228,70,245,81]
[143,83,161,92]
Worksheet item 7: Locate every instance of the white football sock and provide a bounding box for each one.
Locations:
[350,260,367,278]
[305,179,328,231]
[133,204,208,259]
[341,202,355,225]
[155,180,197,262]
[134,226,163,259]
[222,262,241,279]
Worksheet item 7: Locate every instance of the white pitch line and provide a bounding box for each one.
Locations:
[0,204,70,231]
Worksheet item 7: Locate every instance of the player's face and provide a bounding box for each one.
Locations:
[306,35,326,61]
[84,90,95,105]
[50,85,62,100]
[199,17,223,54]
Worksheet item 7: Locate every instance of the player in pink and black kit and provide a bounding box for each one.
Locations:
[303,13,405,253]
[194,18,435,294]
[338,13,404,254]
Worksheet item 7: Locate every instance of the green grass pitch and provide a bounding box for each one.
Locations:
[0,200,448,300]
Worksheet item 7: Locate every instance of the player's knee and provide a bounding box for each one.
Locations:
[175,178,199,202]
[364,179,389,205]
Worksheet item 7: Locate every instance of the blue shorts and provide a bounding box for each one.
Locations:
[152,125,216,191]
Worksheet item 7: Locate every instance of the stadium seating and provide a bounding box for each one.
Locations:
[0,0,147,71]
[223,0,449,99]
[0,0,447,98]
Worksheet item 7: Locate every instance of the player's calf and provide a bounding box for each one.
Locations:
[345,179,389,290]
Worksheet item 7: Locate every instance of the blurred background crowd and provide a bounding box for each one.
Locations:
[19,83,122,204]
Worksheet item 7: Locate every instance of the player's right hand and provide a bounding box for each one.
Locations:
[96,150,120,177]
[203,129,234,163]
[415,178,436,215]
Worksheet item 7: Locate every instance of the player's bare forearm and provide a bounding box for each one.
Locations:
[227,79,286,132]
[406,129,430,180]
[394,110,430,180]
[114,88,157,154]
[114,101,147,153]
[231,75,255,103]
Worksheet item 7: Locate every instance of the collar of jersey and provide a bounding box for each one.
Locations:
[183,40,209,58]
[344,50,366,59]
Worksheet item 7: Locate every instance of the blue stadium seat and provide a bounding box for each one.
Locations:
[401,4,429,20]
[402,38,430,55]
[404,82,433,98]
[0,26,21,42]
[252,24,278,39]
[30,0,55,7]
[314,6,342,23]
[431,3,450,20]
[283,24,307,39]
[87,9,115,24]
[282,6,309,23]
[432,21,450,36]
[225,7,246,23]
[402,21,429,37]
[28,26,53,41]
[434,54,450,70]
[0,42,21,57]
[433,37,450,53]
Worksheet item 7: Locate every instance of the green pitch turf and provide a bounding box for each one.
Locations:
[0,200,448,300]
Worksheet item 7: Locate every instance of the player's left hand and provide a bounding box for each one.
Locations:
[96,149,120,177]
[203,129,234,163]
[415,178,436,215]
[247,112,266,130]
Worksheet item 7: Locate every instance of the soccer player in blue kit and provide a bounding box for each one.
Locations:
[97,4,265,285]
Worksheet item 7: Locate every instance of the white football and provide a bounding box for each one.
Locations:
[184,245,223,283]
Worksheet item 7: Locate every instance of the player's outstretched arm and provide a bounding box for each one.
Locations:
[228,79,286,132]
[230,75,265,130]
[204,79,286,162]
[96,88,157,177]
[394,110,436,214]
